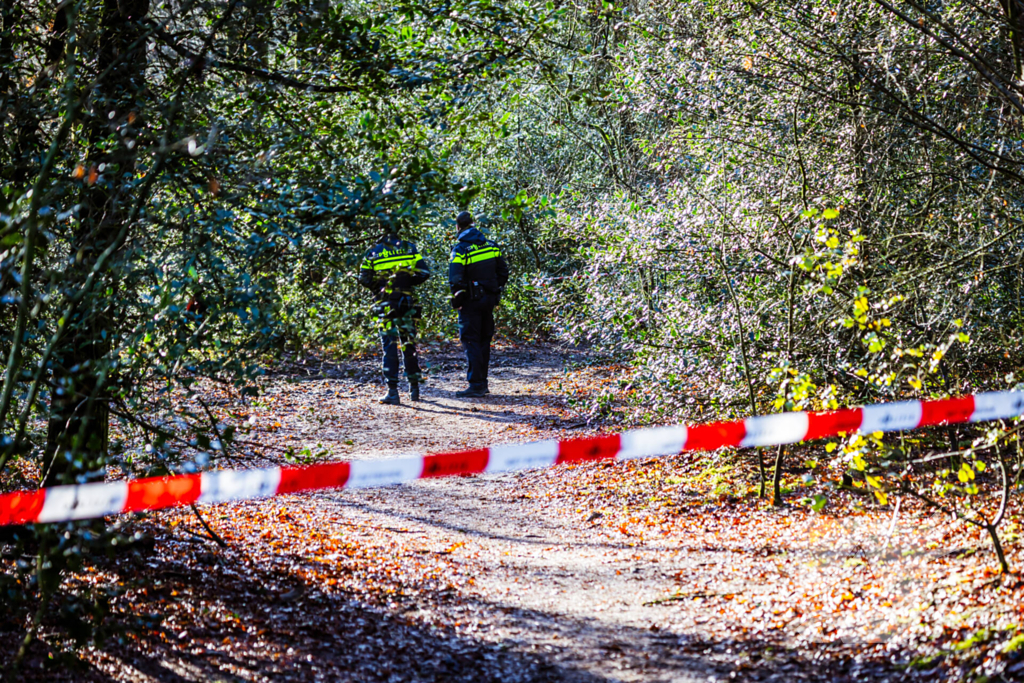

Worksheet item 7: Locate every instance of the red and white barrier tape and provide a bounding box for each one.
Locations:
[1,391,1022,526]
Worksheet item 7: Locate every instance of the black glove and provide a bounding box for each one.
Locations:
[450,289,467,310]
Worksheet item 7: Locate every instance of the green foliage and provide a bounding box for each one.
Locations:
[6,0,1024,659]
[527,0,1024,424]
[0,0,556,660]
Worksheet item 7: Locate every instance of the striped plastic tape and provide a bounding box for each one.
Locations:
[1,390,1021,526]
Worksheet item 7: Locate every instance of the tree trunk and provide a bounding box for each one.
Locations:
[1001,0,1024,81]
[43,0,149,486]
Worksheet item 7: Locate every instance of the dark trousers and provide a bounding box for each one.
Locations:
[379,312,421,385]
[458,301,495,388]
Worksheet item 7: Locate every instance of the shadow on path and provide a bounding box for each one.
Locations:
[47,533,917,683]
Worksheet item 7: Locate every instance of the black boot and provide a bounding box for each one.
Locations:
[379,383,400,405]
[410,383,421,402]
[455,385,488,398]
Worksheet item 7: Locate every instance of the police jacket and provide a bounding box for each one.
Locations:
[448,227,509,305]
[358,235,431,307]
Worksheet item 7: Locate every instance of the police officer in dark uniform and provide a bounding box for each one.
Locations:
[359,228,431,405]
[448,211,509,398]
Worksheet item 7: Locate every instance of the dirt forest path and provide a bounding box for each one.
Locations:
[65,343,1024,683]
[259,343,587,460]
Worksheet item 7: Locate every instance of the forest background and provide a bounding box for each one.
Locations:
[3,0,1024,669]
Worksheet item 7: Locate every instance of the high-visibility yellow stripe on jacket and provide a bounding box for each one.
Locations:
[450,245,501,266]
[361,252,425,272]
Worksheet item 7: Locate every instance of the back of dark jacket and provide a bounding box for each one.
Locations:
[358,234,431,303]
[448,228,509,301]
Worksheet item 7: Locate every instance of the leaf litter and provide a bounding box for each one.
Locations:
[3,343,1023,681]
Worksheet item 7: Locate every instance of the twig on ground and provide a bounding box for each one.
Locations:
[644,591,723,605]
[881,495,902,553]
[190,503,228,548]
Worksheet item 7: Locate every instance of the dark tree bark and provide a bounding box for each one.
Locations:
[43,0,150,486]
[1001,0,1024,81]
